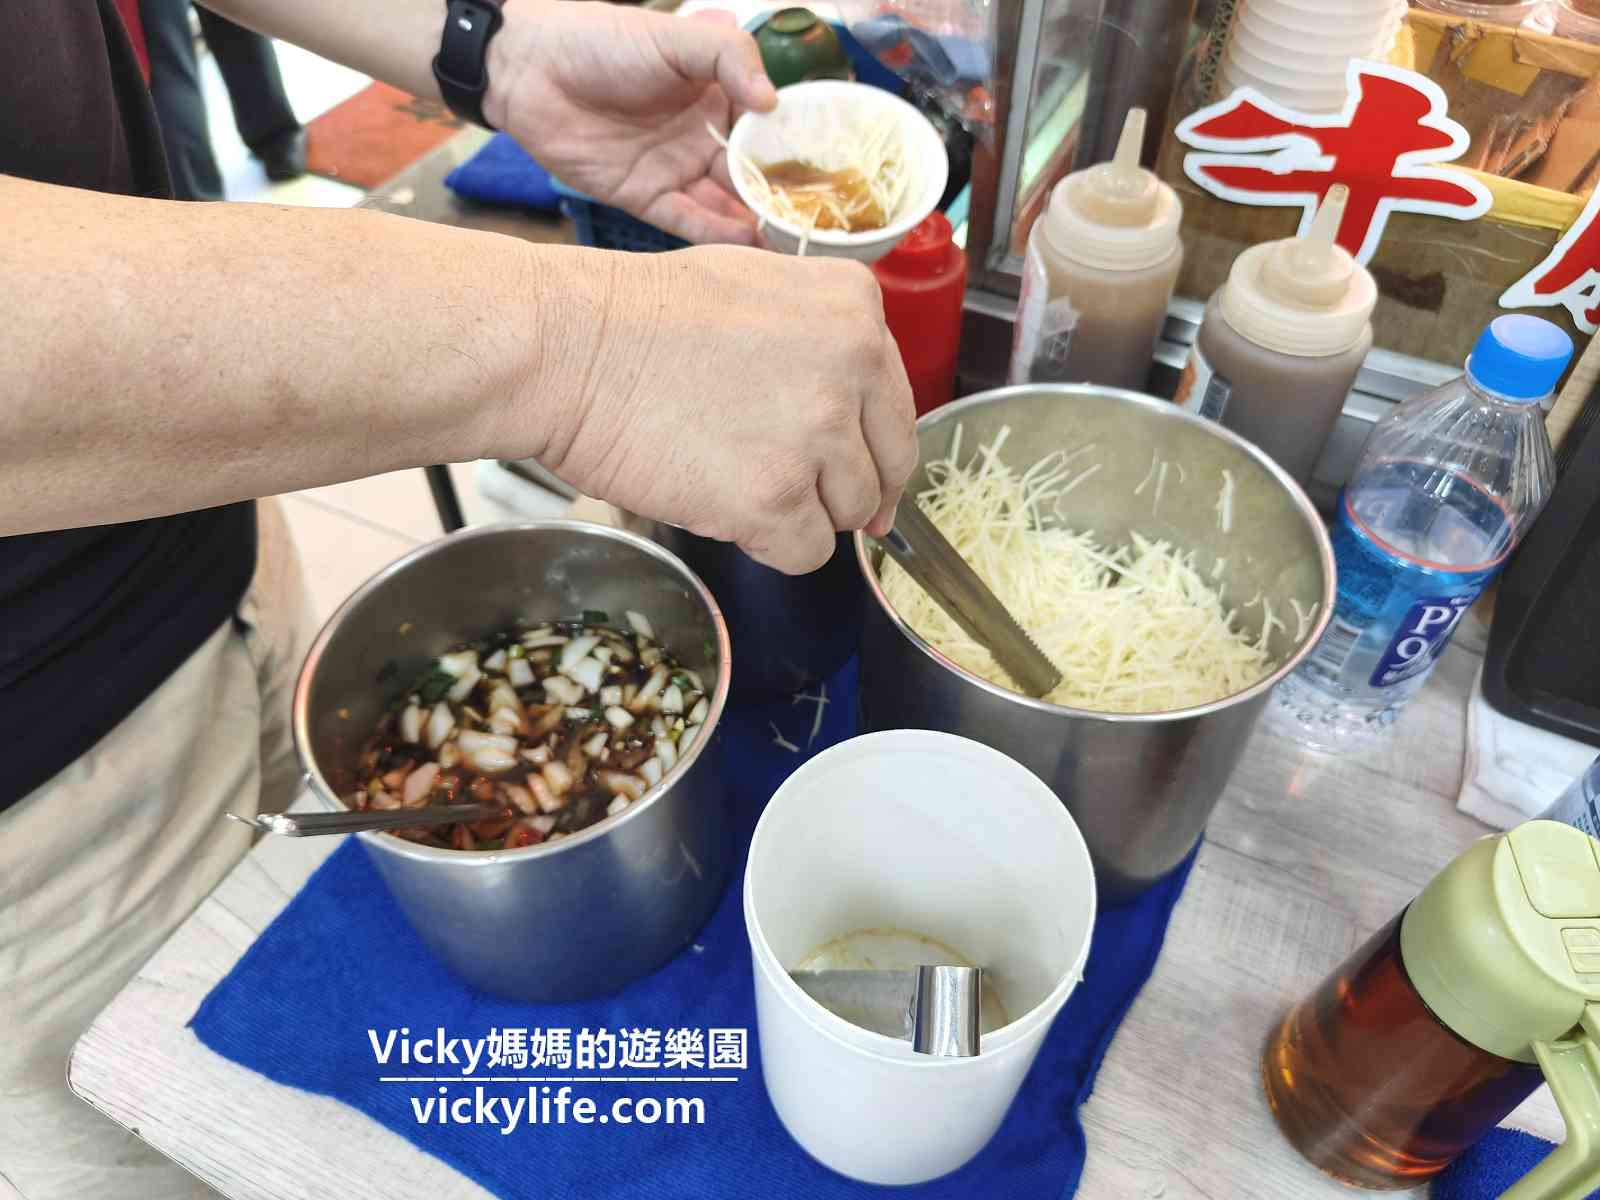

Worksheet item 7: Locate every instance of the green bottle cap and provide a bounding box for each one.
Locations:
[755,7,853,90]
[1401,821,1600,1063]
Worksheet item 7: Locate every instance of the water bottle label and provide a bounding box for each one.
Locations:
[1010,250,1079,383]
[1368,595,1474,688]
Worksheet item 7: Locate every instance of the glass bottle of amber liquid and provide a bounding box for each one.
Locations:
[1263,822,1600,1196]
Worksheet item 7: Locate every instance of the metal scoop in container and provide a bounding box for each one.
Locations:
[789,964,984,1057]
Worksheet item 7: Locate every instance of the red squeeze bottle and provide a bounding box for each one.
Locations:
[872,212,967,417]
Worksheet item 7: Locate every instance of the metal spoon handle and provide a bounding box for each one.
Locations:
[225,802,508,837]
[882,502,1061,698]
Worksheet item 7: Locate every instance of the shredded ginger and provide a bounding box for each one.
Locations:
[710,116,910,252]
[877,428,1279,713]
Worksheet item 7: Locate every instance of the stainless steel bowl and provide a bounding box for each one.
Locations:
[624,523,862,699]
[293,521,733,1000]
[854,384,1335,904]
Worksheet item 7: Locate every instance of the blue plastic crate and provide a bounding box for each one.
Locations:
[553,16,904,253]
[550,180,689,254]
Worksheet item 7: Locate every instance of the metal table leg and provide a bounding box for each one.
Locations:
[424,464,466,533]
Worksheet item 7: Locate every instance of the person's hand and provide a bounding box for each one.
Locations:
[485,2,775,244]
[510,246,918,574]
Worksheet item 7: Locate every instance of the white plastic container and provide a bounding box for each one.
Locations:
[743,730,1097,1185]
[726,80,948,263]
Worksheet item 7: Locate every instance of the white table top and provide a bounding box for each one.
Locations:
[68,628,1562,1200]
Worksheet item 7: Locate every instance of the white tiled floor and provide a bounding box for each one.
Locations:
[196,38,565,623]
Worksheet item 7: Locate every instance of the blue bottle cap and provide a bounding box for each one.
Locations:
[1467,314,1574,402]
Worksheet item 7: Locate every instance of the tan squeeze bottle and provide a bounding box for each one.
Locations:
[1008,108,1184,392]
[1177,185,1377,488]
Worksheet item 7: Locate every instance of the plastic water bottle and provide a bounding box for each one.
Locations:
[1538,755,1600,839]
[1276,314,1569,751]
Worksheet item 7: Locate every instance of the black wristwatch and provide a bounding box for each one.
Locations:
[433,0,505,130]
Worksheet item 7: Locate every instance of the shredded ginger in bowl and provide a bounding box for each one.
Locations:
[712,113,912,250]
[876,427,1280,714]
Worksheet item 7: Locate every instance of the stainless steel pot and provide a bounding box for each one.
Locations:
[854,385,1335,904]
[625,523,862,699]
[293,521,733,1000]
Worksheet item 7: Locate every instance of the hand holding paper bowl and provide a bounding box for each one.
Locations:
[724,80,949,263]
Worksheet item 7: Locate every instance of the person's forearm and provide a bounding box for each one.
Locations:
[0,174,605,536]
[196,0,443,101]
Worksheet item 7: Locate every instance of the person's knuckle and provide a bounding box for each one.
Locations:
[756,454,815,514]
[815,388,859,433]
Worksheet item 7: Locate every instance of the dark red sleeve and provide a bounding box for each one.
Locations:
[109,0,150,80]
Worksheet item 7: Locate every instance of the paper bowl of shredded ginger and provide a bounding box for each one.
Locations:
[723,80,948,263]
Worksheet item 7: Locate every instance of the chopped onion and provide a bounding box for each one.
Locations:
[599,685,623,707]
[626,611,654,639]
[542,759,574,795]
[604,706,635,730]
[521,744,551,765]
[689,697,709,725]
[680,725,699,752]
[607,795,629,817]
[402,762,439,807]
[656,737,678,771]
[508,657,535,687]
[560,635,602,672]
[487,680,522,716]
[583,731,609,758]
[661,684,684,714]
[530,774,565,813]
[640,646,663,668]
[426,701,455,749]
[460,730,519,773]
[438,740,461,768]
[543,675,584,706]
[531,814,557,835]
[563,655,605,693]
[651,716,668,739]
[622,683,638,707]
[371,790,402,810]
[640,758,664,786]
[438,650,479,677]
[503,783,537,814]
[608,640,636,664]
[399,703,423,745]
[446,667,481,703]
[593,645,613,667]
[632,666,668,712]
[489,708,521,736]
[598,770,646,801]
[564,706,593,722]
[460,729,517,754]
[683,669,705,692]
[483,648,508,672]
[521,633,567,649]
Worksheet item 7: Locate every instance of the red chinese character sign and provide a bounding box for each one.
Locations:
[1175,60,1491,264]
[1500,189,1600,334]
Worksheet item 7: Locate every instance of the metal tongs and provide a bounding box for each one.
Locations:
[880,502,1061,698]
[789,965,984,1057]
[225,802,507,837]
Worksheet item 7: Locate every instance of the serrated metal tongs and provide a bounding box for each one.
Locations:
[880,502,1061,698]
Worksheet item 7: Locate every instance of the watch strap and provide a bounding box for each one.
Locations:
[433,0,504,129]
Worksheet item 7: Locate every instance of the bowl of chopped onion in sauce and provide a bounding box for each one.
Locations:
[724,79,948,262]
[292,521,733,1001]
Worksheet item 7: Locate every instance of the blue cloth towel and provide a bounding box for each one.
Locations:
[192,657,1197,1198]
[1434,1130,1600,1199]
[443,133,560,212]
